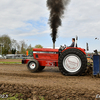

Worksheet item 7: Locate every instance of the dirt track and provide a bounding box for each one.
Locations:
[0,59,21,62]
[0,64,100,100]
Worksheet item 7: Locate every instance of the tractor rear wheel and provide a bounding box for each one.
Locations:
[27,59,39,73]
[38,66,45,71]
[58,48,87,76]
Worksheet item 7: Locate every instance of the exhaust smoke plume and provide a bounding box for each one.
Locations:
[47,0,70,48]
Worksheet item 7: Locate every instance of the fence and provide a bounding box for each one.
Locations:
[5,54,33,59]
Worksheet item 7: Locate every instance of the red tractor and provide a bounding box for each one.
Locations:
[22,38,87,76]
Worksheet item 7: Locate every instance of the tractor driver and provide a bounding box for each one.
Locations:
[67,38,77,47]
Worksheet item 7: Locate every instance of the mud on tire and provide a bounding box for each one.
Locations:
[38,66,45,71]
[58,48,87,76]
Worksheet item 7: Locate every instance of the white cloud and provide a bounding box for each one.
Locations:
[18,28,50,36]
[59,0,100,38]
[0,0,49,32]
[0,0,100,46]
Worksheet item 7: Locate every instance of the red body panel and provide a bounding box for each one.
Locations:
[23,47,86,67]
[24,59,30,64]
[33,48,59,66]
[33,48,58,52]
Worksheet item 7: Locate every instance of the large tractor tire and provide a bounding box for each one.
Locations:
[38,66,45,71]
[58,48,87,76]
[27,59,39,73]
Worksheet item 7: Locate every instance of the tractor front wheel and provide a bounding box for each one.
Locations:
[58,48,87,76]
[27,59,39,73]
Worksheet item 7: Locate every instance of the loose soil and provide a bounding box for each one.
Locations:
[0,62,99,100]
[0,59,21,62]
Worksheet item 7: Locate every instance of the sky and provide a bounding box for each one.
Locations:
[0,0,100,52]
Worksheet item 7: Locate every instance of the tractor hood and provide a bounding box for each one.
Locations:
[33,48,59,52]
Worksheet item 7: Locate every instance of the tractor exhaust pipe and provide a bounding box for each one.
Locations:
[53,42,55,49]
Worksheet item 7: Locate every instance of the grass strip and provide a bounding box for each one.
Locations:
[0,62,21,64]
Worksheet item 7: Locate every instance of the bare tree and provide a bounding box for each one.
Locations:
[27,44,33,51]
[20,40,28,54]
[11,39,18,49]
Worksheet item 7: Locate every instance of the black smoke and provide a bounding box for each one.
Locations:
[47,0,70,44]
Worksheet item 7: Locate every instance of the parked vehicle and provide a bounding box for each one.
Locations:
[0,55,6,59]
[6,54,16,59]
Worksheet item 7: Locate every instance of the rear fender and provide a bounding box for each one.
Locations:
[62,47,86,55]
[22,59,30,64]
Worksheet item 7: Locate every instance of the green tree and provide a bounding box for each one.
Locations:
[35,44,43,48]
[11,48,16,54]
[0,34,11,55]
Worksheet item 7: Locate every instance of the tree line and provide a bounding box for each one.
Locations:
[0,34,43,55]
